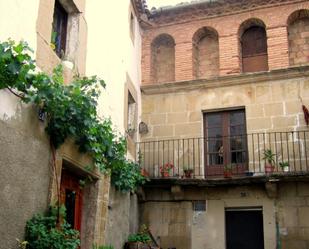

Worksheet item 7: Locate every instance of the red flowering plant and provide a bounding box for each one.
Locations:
[159,162,174,177]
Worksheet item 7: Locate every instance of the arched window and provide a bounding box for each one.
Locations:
[151,34,175,83]
[192,27,219,79]
[287,9,309,66]
[240,20,268,73]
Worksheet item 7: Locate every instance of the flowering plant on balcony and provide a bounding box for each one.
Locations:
[160,162,174,177]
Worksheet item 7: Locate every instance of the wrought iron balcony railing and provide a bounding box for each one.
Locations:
[136,131,309,179]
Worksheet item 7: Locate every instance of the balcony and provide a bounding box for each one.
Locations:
[137,131,309,183]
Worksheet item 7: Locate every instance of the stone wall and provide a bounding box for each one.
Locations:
[277,182,309,249]
[141,181,309,249]
[141,2,309,85]
[141,71,309,141]
[105,187,139,249]
[141,201,192,249]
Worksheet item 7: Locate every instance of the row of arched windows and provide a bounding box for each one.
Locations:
[150,9,309,84]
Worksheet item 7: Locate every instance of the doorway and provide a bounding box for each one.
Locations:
[225,208,264,249]
[203,109,248,177]
[60,169,83,232]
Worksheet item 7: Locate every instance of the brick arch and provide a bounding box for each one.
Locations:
[151,33,175,83]
[287,9,309,66]
[192,27,219,79]
[238,18,267,38]
[238,18,268,73]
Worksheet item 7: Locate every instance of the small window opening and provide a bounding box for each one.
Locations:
[51,0,68,58]
[127,92,136,137]
[193,200,206,212]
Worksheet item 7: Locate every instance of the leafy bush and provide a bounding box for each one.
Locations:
[127,233,151,243]
[0,40,145,192]
[25,208,80,249]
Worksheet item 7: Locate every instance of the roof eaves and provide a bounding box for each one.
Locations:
[149,0,217,16]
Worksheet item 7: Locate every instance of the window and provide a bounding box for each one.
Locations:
[203,109,248,176]
[51,0,68,58]
[241,26,268,73]
[127,92,137,138]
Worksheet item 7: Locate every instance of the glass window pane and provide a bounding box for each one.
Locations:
[207,113,222,127]
[207,127,222,138]
[208,153,223,165]
[230,136,245,150]
[230,125,245,136]
[230,111,245,126]
[208,138,223,152]
[231,151,246,164]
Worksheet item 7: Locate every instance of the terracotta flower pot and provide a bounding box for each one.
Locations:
[184,170,193,178]
[224,170,232,178]
[125,242,150,249]
[161,171,169,177]
[265,164,275,173]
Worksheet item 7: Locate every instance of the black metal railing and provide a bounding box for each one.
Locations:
[136,131,309,179]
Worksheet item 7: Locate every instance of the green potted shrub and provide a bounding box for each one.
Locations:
[279,161,290,172]
[263,149,276,173]
[125,225,151,249]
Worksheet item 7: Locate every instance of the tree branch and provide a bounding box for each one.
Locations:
[6,87,24,99]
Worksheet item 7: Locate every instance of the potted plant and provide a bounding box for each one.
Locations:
[159,162,174,177]
[279,161,290,172]
[125,225,151,249]
[224,164,233,178]
[183,166,193,178]
[263,149,276,173]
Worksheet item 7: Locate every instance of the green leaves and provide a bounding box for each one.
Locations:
[25,209,80,249]
[0,39,146,192]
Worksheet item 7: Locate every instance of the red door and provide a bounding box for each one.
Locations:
[204,110,248,177]
[60,170,83,232]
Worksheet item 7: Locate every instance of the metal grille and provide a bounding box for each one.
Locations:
[193,201,206,211]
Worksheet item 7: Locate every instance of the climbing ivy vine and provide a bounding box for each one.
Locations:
[0,39,146,192]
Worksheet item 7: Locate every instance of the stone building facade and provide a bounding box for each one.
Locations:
[135,1,309,249]
[0,1,142,249]
[1,1,309,249]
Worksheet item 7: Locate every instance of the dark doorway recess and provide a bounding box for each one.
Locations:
[225,208,264,249]
[60,169,83,232]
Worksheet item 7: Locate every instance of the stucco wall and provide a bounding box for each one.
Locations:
[0,92,51,249]
[85,0,142,137]
[0,0,92,248]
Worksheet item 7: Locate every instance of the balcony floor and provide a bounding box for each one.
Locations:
[143,171,309,187]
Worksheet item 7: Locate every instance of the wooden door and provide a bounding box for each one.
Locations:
[204,110,248,177]
[60,170,83,232]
